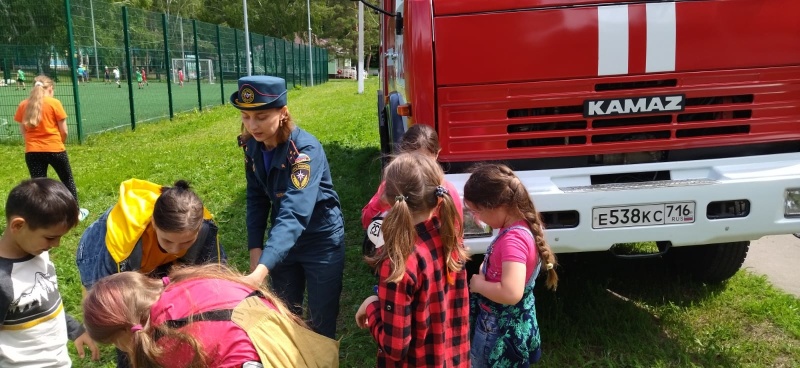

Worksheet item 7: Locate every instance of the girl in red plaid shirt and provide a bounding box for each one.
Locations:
[355,153,470,367]
[464,163,559,367]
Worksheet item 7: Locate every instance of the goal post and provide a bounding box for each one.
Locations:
[171,58,214,84]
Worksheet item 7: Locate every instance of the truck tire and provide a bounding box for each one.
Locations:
[377,92,391,168]
[667,241,749,283]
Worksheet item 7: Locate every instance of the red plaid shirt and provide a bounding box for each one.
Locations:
[366,217,470,367]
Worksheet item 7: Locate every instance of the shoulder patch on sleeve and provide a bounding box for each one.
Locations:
[291,162,311,189]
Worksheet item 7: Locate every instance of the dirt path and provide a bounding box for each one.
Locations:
[743,234,800,298]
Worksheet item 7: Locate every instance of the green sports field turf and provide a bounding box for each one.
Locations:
[0,79,240,143]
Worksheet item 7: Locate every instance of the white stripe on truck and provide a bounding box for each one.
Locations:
[645,2,677,73]
[597,5,630,76]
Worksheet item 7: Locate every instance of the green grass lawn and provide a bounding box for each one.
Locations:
[0,78,798,367]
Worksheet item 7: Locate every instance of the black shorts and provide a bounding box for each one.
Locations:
[17,79,23,83]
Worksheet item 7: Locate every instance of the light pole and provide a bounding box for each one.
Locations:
[180,16,185,59]
[307,0,314,86]
[90,0,99,79]
[243,0,252,75]
[357,0,364,94]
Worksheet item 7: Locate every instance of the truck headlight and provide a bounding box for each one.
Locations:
[463,209,493,238]
[785,189,800,217]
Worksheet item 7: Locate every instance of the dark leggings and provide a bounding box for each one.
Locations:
[24,151,79,205]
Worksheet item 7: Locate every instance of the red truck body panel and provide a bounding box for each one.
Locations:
[387,0,800,163]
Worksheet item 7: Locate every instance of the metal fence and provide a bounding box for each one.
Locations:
[0,0,329,144]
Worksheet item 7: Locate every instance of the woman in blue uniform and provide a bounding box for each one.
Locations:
[235,76,345,339]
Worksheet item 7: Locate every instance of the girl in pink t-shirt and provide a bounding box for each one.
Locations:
[81,264,308,368]
[463,163,559,367]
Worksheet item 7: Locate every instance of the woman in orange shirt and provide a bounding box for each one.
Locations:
[14,75,88,220]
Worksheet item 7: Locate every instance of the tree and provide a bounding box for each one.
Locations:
[0,0,68,74]
[312,0,380,64]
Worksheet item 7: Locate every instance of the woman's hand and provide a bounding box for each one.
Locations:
[355,295,379,329]
[74,331,100,361]
[248,248,263,273]
[242,264,269,287]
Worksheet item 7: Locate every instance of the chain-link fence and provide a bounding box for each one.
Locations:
[0,0,329,144]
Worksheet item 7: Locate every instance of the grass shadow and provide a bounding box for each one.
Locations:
[535,252,738,367]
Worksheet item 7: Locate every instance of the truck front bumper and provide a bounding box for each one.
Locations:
[446,152,800,255]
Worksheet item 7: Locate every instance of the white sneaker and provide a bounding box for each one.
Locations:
[79,208,90,222]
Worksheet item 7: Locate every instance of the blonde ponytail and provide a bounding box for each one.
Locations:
[21,76,53,129]
[375,197,416,283]
[436,189,468,278]
[131,319,207,368]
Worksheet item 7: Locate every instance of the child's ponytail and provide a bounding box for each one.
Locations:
[130,320,162,368]
[131,321,206,368]
[435,186,468,278]
[21,76,52,128]
[370,193,416,282]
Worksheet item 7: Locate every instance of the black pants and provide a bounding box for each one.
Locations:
[25,151,79,205]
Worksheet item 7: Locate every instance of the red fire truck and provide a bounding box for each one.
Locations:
[369,0,800,282]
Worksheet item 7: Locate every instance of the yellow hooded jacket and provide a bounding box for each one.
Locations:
[105,179,213,273]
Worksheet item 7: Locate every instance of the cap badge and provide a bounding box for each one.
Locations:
[241,87,255,103]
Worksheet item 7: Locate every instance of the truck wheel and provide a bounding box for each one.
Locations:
[667,241,749,283]
[377,92,390,168]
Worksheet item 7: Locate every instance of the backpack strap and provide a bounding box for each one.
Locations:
[163,310,234,329]
[161,290,264,329]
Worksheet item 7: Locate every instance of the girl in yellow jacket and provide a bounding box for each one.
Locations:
[77,179,225,289]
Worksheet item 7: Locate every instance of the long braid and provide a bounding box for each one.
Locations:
[510,178,559,290]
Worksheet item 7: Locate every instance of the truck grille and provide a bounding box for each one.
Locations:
[507,94,754,148]
[436,67,800,163]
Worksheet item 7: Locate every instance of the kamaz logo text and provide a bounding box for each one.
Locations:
[583,95,685,117]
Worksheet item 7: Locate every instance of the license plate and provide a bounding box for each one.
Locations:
[592,202,695,229]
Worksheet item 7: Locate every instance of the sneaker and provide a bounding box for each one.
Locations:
[79,208,90,222]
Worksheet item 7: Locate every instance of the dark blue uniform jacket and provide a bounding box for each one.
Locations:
[244,127,344,270]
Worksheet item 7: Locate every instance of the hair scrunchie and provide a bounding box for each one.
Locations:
[34,81,44,87]
[395,195,407,202]
[434,185,449,198]
[131,324,143,333]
